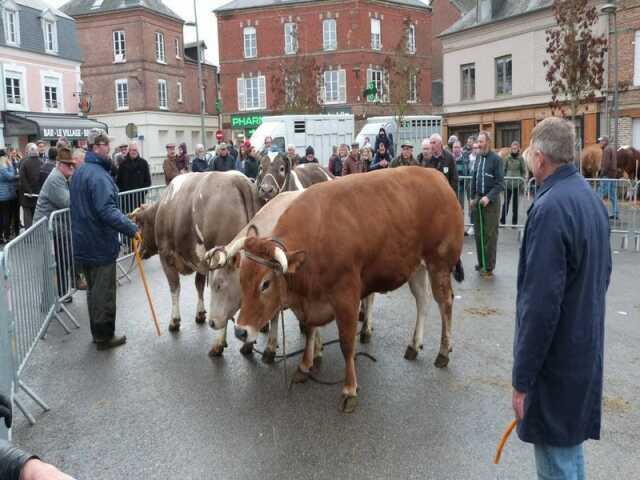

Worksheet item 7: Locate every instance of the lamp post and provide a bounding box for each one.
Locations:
[601,3,619,151]
[186,0,206,149]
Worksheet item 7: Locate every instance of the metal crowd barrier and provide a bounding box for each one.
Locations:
[116,185,166,282]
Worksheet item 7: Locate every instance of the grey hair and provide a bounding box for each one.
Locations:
[129,141,139,149]
[429,133,442,143]
[421,138,430,148]
[26,143,38,155]
[195,143,204,151]
[287,144,296,150]
[530,117,575,165]
[72,148,85,159]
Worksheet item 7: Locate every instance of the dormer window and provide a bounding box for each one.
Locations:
[2,0,20,46]
[41,10,58,54]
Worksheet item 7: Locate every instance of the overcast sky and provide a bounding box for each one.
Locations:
[51,0,230,65]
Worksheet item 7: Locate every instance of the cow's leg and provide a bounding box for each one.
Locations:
[194,273,206,324]
[334,290,360,413]
[292,326,318,383]
[262,314,279,364]
[428,263,454,368]
[359,294,375,344]
[160,256,181,332]
[404,265,431,360]
[207,273,228,358]
[313,328,323,366]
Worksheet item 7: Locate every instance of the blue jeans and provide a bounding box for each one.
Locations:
[534,443,585,480]
[599,179,619,217]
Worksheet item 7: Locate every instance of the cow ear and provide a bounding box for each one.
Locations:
[247,224,260,238]
[287,250,306,273]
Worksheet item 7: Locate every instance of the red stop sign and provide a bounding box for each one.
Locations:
[216,129,223,141]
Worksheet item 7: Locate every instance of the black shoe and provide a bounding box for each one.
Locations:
[609,215,619,220]
[96,335,127,351]
[475,264,482,271]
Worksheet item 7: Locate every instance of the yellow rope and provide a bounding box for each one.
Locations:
[133,233,162,337]
[494,419,517,464]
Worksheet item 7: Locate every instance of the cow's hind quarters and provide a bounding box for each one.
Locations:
[360,330,372,344]
[195,311,206,324]
[404,345,419,361]
[168,319,181,333]
[240,342,254,356]
[262,349,276,364]
[434,353,450,368]
[340,394,358,414]
[292,368,310,384]
[234,326,248,341]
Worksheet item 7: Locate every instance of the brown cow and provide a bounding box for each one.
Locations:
[130,172,262,344]
[616,146,640,180]
[581,144,602,178]
[223,166,464,412]
[256,152,333,202]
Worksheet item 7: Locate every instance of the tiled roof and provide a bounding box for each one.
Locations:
[60,0,182,21]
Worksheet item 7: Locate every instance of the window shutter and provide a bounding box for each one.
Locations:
[338,69,346,103]
[258,75,266,109]
[635,31,640,87]
[237,77,245,111]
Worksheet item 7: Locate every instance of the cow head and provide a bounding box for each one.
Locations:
[256,153,293,202]
[207,252,242,331]
[128,203,159,259]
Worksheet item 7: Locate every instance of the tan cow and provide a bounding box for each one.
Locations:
[217,167,464,412]
[581,144,602,178]
[256,153,333,202]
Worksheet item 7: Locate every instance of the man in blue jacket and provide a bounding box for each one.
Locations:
[512,117,611,479]
[70,129,138,350]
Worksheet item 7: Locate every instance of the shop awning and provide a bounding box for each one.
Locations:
[3,111,108,140]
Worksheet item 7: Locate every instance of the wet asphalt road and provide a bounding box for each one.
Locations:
[11,230,640,480]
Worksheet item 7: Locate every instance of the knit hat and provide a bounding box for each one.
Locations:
[305,145,314,156]
[57,145,74,164]
[87,128,111,146]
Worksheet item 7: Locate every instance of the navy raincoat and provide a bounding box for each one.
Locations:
[513,164,612,446]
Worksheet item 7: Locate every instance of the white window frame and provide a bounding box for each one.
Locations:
[322,69,346,104]
[41,11,58,54]
[634,31,640,87]
[407,24,416,55]
[113,30,126,62]
[175,38,181,59]
[115,78,129,111]
[366,67,387,103]
[3,65,27,111]
[155,32,166,63]
[461,63,476,101]
[237,75,266,111]
[3,1,20,46]
[158,79,168,110]
[408,72,417,103]
[177,81,183,103]
[41,71,63,112]
[323,19,337,51]
[495,55,512,96]
[371,18,381,51]
[243,26,257,58]
[284,22,297,55]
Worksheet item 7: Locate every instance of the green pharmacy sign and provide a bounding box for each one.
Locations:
[231,115,263,129]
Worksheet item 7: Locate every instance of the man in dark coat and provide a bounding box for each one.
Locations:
[18,144,41,228]
[390,144,417,167]
[298,146,318,164]
[512,117,611,479]
[211,143,236,172]
[116,142,151,213]
[470,131,504,277]
[374,127,394,158]
[425,134,458,191]
[70,129,138,350]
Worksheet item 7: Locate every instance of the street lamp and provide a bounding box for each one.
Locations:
[185,0,206,149]
[600,3,618,151]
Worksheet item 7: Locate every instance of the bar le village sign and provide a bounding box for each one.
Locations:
[42,127,94,139]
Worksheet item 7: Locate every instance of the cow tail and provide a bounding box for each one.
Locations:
[453,259,465,283]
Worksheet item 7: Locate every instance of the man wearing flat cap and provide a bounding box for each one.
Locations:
[70,128,138,350]
[163,143,179,184]
[343,142,365,175]
[391,143,418,167]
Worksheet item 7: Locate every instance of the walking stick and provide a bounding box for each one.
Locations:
[478,202,487,271]
[133,233,162,337]
[494,419,518,464]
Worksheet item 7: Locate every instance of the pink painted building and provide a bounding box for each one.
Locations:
[1,0,105,149]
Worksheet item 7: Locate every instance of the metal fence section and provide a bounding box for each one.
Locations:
[116,185,166,282]
[0,251,14,440]
[2,218,53,424]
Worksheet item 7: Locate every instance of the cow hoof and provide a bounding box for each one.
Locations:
[262,350,276,364]
[434,353,450,368]
[360,330,372,344]
[168,321,181,333]
[240,342,254,356]
[312,356,323,369]
[195,311,206,324]
[340,395,358,414]
[208,346,225,358]
[358,310,365,323]
[260,323,269,334]
[292,368,310,384]
[234,327,247,341]
[404,346,419,361]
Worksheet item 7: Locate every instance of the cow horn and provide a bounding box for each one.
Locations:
[273,246,288,274]
[128,206,142,220]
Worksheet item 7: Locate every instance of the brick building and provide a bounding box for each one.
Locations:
[60,0,219,172]
[215,0,433,142]
[604,0,640,148]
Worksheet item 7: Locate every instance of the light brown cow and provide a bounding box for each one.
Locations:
[222,166,464,412]
[581,144,602,178]
[130,172,262,343]
[256,153,333,202]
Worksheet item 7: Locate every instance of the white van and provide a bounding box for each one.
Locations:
[355,115,443,155]
[250,114,354,166]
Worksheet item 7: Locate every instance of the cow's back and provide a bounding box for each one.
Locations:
[292,163,334,189]
[274,166,463,296]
